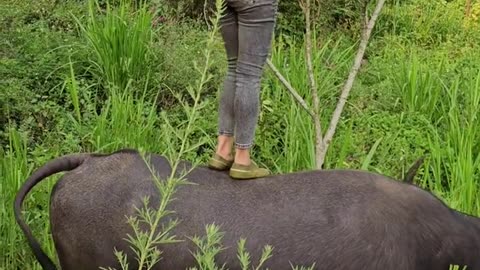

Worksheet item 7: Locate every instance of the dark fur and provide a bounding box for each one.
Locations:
[15,149,480,270]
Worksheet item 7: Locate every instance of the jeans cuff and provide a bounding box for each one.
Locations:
[218,131,234,136]
[235,142,253,149]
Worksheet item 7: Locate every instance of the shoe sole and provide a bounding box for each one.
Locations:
[229,169,270,180]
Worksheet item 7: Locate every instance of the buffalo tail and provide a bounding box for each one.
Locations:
[14,153,90,270]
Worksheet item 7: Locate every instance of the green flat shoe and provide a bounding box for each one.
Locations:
[208,153,234,171]
[229,161,270,180]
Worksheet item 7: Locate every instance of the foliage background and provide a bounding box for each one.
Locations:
[1,0,479,268]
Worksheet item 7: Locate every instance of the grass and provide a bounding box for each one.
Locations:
[423,71,480,214]
[261,34,355,172]
[0,129,31,269]
[393,52,444,121]
[73,0,155,92]
[1,0,479,269]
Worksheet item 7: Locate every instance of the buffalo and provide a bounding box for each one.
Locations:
[14,148,480,270]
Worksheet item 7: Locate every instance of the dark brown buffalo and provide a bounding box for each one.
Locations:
[14,149,480,270]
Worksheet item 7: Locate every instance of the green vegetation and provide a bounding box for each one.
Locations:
[1,0,479,269]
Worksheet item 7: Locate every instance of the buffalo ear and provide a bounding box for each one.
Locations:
[403,157,425,185]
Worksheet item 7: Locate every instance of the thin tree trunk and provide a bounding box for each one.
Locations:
[465,0,473,18]
[301,0,324,169]
[317,0,386,167]
[269,0,386,169]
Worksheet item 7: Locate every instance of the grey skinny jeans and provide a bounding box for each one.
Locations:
[217,0,278,149]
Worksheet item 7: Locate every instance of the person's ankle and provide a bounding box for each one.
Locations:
[234,158,251,166]
[216,135,234,160]
[216,149,233,161]
[234,149,251,166]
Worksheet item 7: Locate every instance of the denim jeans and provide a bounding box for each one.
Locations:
[217,0,278,149]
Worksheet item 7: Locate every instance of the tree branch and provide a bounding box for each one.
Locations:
[317,0,386,167]
[266,59,314,118]
[300,0,324,169]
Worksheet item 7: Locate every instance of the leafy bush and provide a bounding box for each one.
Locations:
[0,0,88,145]
[377,0,480,46]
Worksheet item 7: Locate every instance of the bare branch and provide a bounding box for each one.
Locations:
[318,0,386,167]
[266,59,314,118]
[301,0,324,169]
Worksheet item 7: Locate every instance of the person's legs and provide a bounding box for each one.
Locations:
[232,0,278,165]
[214,4,239,165]
[211,0,278,178]
[217,0,277,179]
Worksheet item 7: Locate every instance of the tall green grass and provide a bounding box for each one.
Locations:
[422,72,480,214]
[262,35,355,172]
[393,52,444,122]
[73,0,155,91]
[85,83,162,152]
[0,129,60,269]
[392,52,480,215]
[0,129,29,269]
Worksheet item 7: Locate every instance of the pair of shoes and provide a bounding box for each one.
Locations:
[208,153,234,171]
[229,160,270,180]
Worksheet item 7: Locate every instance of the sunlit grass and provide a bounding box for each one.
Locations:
[73,0,155,92]
[1,0,480,268]
[263,35,355,172]
[420,71,480,215]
